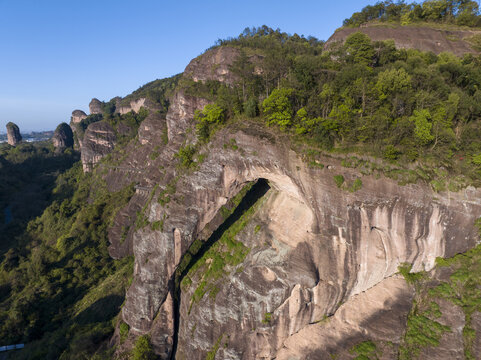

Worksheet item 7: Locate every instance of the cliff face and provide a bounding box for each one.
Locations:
[88,46,481,359]
[81,121,116,172]
[6,122,21,146]
[326,24,481,56]
[120,124,481,359]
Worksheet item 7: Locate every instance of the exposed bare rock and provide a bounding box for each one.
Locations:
[137,112,167,146]
[107,113,169,258]
[325,24,481,56]
[166,90,210,142]
[71,109,87,124]
[184,46,241,86]
[276,275,413,359]
[6,122,21,146]
[81,121,116,172]
[89,98,103,115]
[52,122,74,152]
[116,98,145,115]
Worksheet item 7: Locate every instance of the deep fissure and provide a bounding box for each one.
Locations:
[170,178,271,359]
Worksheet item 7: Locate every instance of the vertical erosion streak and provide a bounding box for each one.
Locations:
[170,178,271,359]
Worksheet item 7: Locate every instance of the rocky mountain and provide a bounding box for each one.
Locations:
[6,122,22,146]
[7,4,481,358]
[60,22,481,359]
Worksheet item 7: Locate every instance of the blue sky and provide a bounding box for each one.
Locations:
[0,0,374,132]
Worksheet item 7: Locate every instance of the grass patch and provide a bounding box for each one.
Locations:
[334,175,345,188]
[262,312,272,324]
[349,178,363,192]
[186,185,266,309]
[206,334,223,360]
[119,322,129,344]
[398,263,425,285]
[350,340,380,360]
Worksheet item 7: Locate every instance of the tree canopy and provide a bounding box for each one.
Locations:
[343,0,481,28]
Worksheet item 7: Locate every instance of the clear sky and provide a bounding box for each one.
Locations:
[0,0,375,132]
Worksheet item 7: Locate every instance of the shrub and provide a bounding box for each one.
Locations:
[195,103,225,142]
[349,178,363,192]
[244,98,258,117]
[132,335,156,360]
[334,175,345,188]
[175,145,197,169]
[119,322,129,344]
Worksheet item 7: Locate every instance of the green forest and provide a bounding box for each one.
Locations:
[0,147,133,359]
[344,0,481,27]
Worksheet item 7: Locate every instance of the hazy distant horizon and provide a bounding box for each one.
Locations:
[0,0,375,132]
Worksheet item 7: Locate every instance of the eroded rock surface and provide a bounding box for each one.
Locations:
[81,121,116,172]
[6,122,21,146]
[276,275,413,360]
[120,123,481,358]
[184,46,241,86]
[326,24,481,56]
[115,97,159,115]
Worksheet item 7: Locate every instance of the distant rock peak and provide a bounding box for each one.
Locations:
[6,122,21,146]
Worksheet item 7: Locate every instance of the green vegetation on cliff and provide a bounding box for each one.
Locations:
[121,73,181,117]
[343,0,481,28]
[187,23,481,188]
[398,220,481,358]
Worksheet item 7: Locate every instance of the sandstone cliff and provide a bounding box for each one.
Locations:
[326,23,481,56]
[81,121,117,172]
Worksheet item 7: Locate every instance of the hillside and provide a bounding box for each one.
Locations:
[326,22,481,56]
[3,2,481,360]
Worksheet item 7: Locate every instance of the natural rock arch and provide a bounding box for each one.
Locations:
[120,125,481,359]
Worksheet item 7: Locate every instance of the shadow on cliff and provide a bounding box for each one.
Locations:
[75,295,125,325]
[170,178,271,359]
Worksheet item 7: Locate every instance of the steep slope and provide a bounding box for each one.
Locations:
[326,23,481,56]
[86,41,481,359]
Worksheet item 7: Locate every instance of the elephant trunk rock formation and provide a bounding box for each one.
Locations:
[6,122,22,146]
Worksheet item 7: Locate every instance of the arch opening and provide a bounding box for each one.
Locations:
[170,178,271,359]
